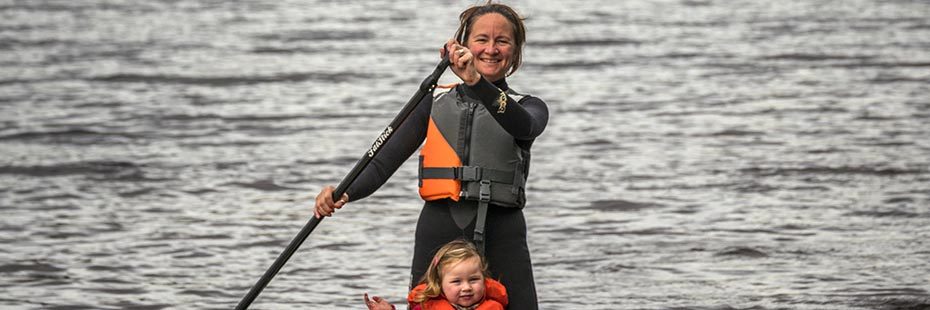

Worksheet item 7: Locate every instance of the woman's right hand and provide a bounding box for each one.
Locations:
[314,185,349,219]
[441,39,480,86]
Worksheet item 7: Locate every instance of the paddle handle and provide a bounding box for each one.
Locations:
[235,56,450,310]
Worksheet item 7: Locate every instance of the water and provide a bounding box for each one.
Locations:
[2,0,929,309]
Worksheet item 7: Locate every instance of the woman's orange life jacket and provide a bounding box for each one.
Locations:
[419,114,463,201]
[407,278,508,310]
[418,86,529,208]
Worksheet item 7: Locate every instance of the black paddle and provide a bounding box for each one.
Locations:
[235,55,451,310]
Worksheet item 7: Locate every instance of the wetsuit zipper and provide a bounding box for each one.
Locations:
[460,99,477,198]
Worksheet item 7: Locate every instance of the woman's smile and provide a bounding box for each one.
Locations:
[467,13,514,82]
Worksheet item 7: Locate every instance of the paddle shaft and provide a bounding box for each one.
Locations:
[235,57,451,310]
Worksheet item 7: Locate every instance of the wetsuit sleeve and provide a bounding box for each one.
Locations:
[343,95,431,202]
[467,78,549,140]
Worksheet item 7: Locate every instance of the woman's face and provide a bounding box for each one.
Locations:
[466,13,514,82]
[440,257,486,307]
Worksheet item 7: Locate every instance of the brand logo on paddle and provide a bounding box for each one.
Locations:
[368,126,394,157]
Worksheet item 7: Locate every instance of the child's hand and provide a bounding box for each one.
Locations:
[363,293,396,310]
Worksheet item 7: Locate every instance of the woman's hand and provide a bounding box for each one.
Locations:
[314,185,349,219]
[364,293,396,310]
[442,39,481,86]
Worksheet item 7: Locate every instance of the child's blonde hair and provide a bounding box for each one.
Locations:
[412,239,489,303]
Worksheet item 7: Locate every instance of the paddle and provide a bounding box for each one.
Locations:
[235,55,451,310]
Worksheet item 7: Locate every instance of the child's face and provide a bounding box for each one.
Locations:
[440,256,486,307]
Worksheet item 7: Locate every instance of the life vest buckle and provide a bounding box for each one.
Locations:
[473,224,485,249]
[478,179,491,202]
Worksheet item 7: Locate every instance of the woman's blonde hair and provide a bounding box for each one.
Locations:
[412,239,489,303]
[454,1,527,78]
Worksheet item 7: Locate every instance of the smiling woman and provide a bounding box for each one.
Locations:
[312,2,548,310]
[465,14,515,83]
[446,3,526,84]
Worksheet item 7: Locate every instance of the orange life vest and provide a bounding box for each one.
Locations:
[418,86,529,208]
[407,278,508,310]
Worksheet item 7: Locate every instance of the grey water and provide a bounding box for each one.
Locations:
[2,0,929,309]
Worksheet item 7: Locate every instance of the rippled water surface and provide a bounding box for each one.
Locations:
[2,0,930,309]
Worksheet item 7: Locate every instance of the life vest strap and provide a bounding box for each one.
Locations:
[474,180,491,255]
[420,166,514,183]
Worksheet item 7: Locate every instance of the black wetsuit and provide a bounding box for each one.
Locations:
[346,77,549,310]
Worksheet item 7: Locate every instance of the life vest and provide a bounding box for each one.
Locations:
[418,85,530,209]
[407,278,508,310]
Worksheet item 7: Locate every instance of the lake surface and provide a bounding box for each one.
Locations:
[2,0,929,309]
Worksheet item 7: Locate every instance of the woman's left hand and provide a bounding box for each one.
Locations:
[442,39,481,86]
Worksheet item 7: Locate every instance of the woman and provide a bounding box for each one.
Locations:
[314,3,548,309]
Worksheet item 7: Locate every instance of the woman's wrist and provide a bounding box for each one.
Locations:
[464,75,481,86]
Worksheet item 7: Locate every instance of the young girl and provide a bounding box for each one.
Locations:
[364,239,508,310]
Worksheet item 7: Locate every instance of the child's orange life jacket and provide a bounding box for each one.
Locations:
[407,278,508,310]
